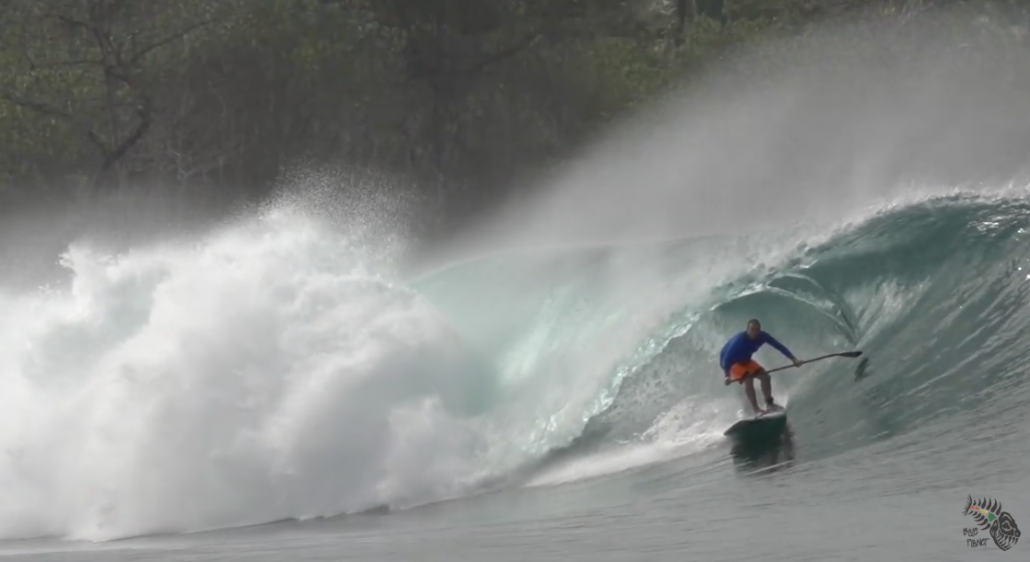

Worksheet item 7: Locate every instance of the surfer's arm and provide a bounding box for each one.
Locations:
[761,332,796,360]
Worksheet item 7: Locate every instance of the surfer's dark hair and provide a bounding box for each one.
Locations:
[747,318,761,328]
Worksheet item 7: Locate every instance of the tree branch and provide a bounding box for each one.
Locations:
[462,31,541,76]
[0,93,74,121]
[129,18,217,66]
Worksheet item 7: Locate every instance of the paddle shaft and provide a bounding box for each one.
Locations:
[766,351,863,374]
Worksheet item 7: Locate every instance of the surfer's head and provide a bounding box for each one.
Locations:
[746,319,761,339]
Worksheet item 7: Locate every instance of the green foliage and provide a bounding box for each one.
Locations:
[0,0,1028,224]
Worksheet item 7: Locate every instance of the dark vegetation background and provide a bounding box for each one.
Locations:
[1,0,1028,242]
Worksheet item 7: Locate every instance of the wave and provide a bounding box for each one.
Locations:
[414,190,1030,482]
[1,188,1028,542]
[531,191,1030,472]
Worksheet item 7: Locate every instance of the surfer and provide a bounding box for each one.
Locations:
[719,319,803,416]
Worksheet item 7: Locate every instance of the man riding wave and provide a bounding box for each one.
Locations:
[720,318,803,416]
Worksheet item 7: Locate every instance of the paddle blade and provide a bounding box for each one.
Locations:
[838,351,863,358]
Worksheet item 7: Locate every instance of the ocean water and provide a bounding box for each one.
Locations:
[0,188,1028,561]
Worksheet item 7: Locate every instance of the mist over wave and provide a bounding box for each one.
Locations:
[417,12,1030,270]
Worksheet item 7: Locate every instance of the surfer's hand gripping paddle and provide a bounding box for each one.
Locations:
[723,351,863,386]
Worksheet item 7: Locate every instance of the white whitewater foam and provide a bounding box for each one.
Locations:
[0,202,495,541]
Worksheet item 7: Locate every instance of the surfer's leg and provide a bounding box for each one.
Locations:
[757,371,774,405]
[743,376,763,414]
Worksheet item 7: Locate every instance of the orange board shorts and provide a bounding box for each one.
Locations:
[728,360,765,382]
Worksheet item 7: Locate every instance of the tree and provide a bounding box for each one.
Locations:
[0,0,221,192]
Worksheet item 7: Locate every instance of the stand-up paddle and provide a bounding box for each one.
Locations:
[723,350,863,385]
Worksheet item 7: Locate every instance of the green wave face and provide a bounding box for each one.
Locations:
[412,191,1030,466]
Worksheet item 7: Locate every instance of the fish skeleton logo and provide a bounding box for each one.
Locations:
[964,495,1021,551]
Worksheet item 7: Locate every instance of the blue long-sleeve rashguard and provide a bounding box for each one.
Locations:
[719,330,796,372]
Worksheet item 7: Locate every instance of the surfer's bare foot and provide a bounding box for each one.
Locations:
[754,408,768,416]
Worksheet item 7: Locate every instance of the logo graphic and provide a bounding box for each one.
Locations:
[963,495,1021,551]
